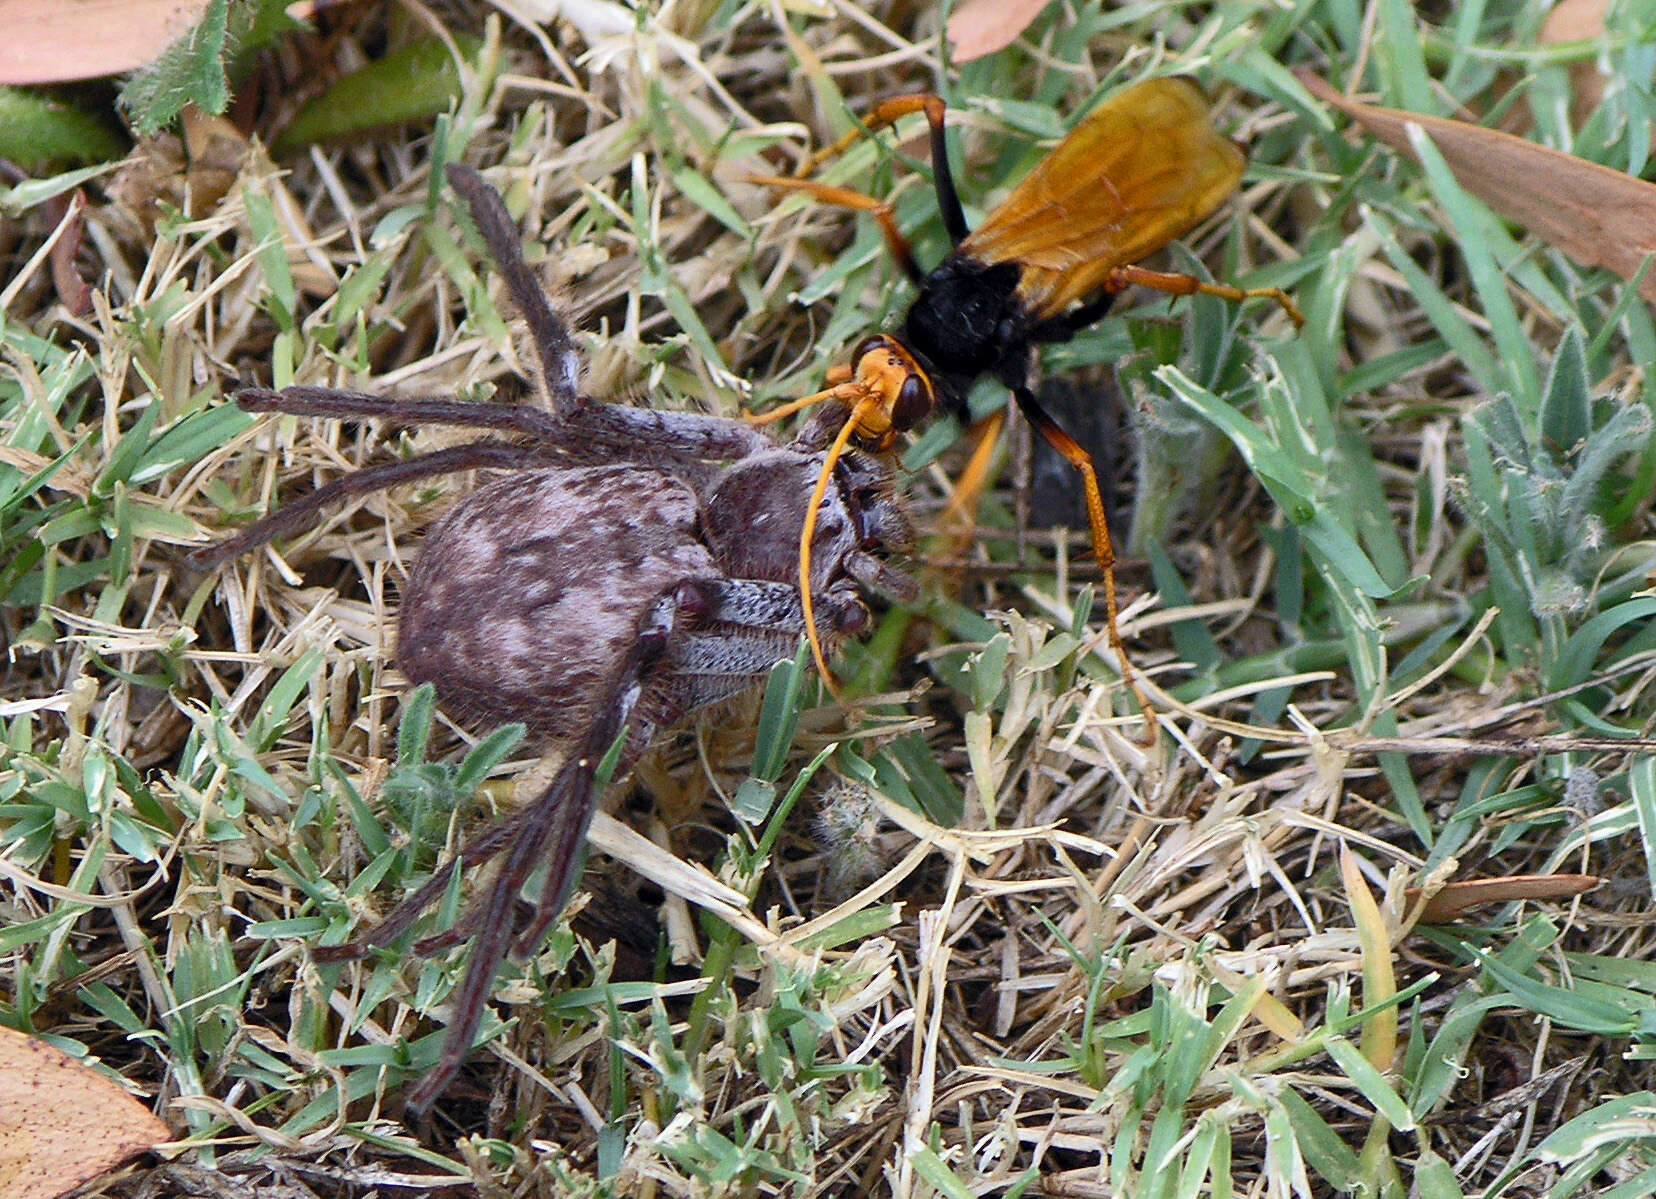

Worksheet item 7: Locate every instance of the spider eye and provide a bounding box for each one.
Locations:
[891,373,933,431]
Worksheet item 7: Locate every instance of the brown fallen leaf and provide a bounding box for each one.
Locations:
[1405,873,1602,925]
[1299,70,1656,304]
[48,191,93,317]
[180,105,249,217]
[946,0,1052,65]
[0,1026,168,1199]
[1540,0,1609,129]
[0,0,214,86]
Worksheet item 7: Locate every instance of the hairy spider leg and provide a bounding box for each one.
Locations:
[397,589,674,1113]
[186,440,567,570]
[446,165,583,413]
[236,384,774,467]
[188,381,780,570]
[196,166,920,1112]
[235,385,576,439]
[313,559,887,1109]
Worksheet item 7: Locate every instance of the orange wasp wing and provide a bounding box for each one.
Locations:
[958,76,1246,319]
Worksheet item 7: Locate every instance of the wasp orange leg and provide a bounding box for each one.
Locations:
[798,94,967,245]
[931,410,1009,592]
[1107,264,1305,328]
[1013,386,1159,746]
[941,410,1008,527]
[749,175,924,283]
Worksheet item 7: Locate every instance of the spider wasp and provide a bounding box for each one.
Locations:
[748,76,1304,731]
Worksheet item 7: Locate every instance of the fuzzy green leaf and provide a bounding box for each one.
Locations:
[118,0,231,135]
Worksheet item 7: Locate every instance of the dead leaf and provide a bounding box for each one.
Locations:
[946,0,1052,65]
[1300,70,1656,304]
[47,191,93,317]
[1541,0,1609,128]
[180,105,249,217]
[0,0,214,86]
[0,1026,168,1199]
[1406,873,1602,925]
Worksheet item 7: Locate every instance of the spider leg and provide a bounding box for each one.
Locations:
[187,439,567,570]
[661,576,871,714]
[235,385,576,442]
[571,405,776,464]
[399,591,676,1113]
[844,549,919,603]
[403,793,560,1112]
[445,165,583,415]
[235,385,776,470]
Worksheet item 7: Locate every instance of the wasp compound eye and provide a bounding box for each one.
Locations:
[891,372,933,432]
[851,335,889,366]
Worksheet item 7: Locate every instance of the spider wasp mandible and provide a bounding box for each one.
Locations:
[748,76,1304,733]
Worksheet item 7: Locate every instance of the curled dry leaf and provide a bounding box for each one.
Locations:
[946,0,1053,65]
[47,191,93,317]
[1406,873,1603,925]
[1299,70,1656,304]
[0,1026,169,1199]
[180,106,248,217]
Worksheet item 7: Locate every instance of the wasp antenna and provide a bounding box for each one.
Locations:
[746,380,858,428]
[799,398,880,701]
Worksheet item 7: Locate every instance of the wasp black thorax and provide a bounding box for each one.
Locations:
[900,257,1025,412]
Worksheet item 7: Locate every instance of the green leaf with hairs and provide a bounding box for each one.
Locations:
[118,0,231,135]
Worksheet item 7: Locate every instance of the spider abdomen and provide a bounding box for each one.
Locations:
[396,463,715,742]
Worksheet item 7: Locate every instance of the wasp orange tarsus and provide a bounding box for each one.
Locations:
[750,76,1303,739]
